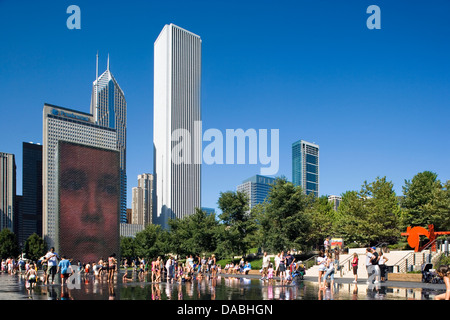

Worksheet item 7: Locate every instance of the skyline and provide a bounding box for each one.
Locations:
[1,0,449,215]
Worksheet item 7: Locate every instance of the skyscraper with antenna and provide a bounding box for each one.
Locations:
[90,54,127,223]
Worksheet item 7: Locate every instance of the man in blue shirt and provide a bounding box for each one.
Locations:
[57,256,72,285]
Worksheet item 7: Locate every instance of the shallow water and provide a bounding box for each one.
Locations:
[0,272,444,300]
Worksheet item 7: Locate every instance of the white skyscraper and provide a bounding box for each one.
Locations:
[90,55,127,223]
[153,24,202,229]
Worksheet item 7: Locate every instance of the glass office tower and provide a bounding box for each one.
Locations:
[90,55,127,223]
[292,139,319,196]
[237,175,276,209]
[18,142,43,245]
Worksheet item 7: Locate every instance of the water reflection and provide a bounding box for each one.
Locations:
[0,272,444,301]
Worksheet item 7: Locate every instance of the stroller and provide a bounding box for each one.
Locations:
[421,263,433,283]
[292,263,306,282]
[430,269,444,284]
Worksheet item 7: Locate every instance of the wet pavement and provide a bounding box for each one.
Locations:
[0,270,446,301]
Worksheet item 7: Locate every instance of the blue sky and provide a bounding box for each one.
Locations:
[1,0,449,213]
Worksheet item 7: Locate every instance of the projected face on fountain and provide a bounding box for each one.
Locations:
[58,141,120,263]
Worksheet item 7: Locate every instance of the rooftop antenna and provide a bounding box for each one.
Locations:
[107,53,110,71]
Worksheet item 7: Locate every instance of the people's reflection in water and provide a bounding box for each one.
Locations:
[61,286,73,300]
[165,281,173,300]
[210,276,217,300]
[108,283,116,300]
[267,284,273,300]
[178,283,183,300]
[47,286,58,300]
[318,282,334,300]
[152,283,161,300]
[352,283,358,300]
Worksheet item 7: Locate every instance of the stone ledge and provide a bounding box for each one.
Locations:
[387,273,422,282]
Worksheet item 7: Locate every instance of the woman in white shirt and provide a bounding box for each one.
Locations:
[274,253,281,277]
[317,250,327,287]
[321,252,335,289]
[378,251,388,282]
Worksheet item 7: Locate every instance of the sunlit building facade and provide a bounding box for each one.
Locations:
[90,56,127,223]
[153,24,202,229]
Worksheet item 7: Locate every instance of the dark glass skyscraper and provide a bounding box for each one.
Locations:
[18,142,43,245]
[292,139,319,196]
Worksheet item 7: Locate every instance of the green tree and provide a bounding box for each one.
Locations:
[400,171,447,230]
[0,229,20,259]
[431,180,450,231]
[24,233,47,261]
[168,208,219,257]
[134,224,168,259]
[307,195,335,249]
[120,236,137,260]
[363,177,401,244]
[335,177,401,246]
[335,190,368,245]
[258,177,312,252]
[217,191,257,258]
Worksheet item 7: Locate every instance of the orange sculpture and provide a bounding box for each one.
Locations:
[401,224,450,252]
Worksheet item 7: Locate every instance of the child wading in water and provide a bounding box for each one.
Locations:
[267,263,274,284]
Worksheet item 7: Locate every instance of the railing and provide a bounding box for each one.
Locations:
[393,251,437,273]
[338,254,357,277]
[421,238,438,252]
[339,243,388,277]
[390,239,442,273]
[304,255,318,270]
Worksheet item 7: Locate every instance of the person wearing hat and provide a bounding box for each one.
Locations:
[370,247,380,284]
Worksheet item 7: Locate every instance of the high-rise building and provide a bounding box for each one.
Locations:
[292,139,319,196]
[0,152,16,232]
[17,142,43,245]
[328,195,342,212]
[201,207,216,216]
[126,208,132,224]
[90,55,127,223]
[237,175,276,209]
[42,103,118,251]
[153,24,202,228]
[131,173,154,226]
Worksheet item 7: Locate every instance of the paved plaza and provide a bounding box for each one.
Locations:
[0,268,446,301]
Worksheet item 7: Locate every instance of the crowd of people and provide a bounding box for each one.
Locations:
[1,248,119,289]
[1,241,449,300]
[122,254,221,284]
[259,251,306,285]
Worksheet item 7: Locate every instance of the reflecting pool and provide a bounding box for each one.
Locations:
[0,272,445,300]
